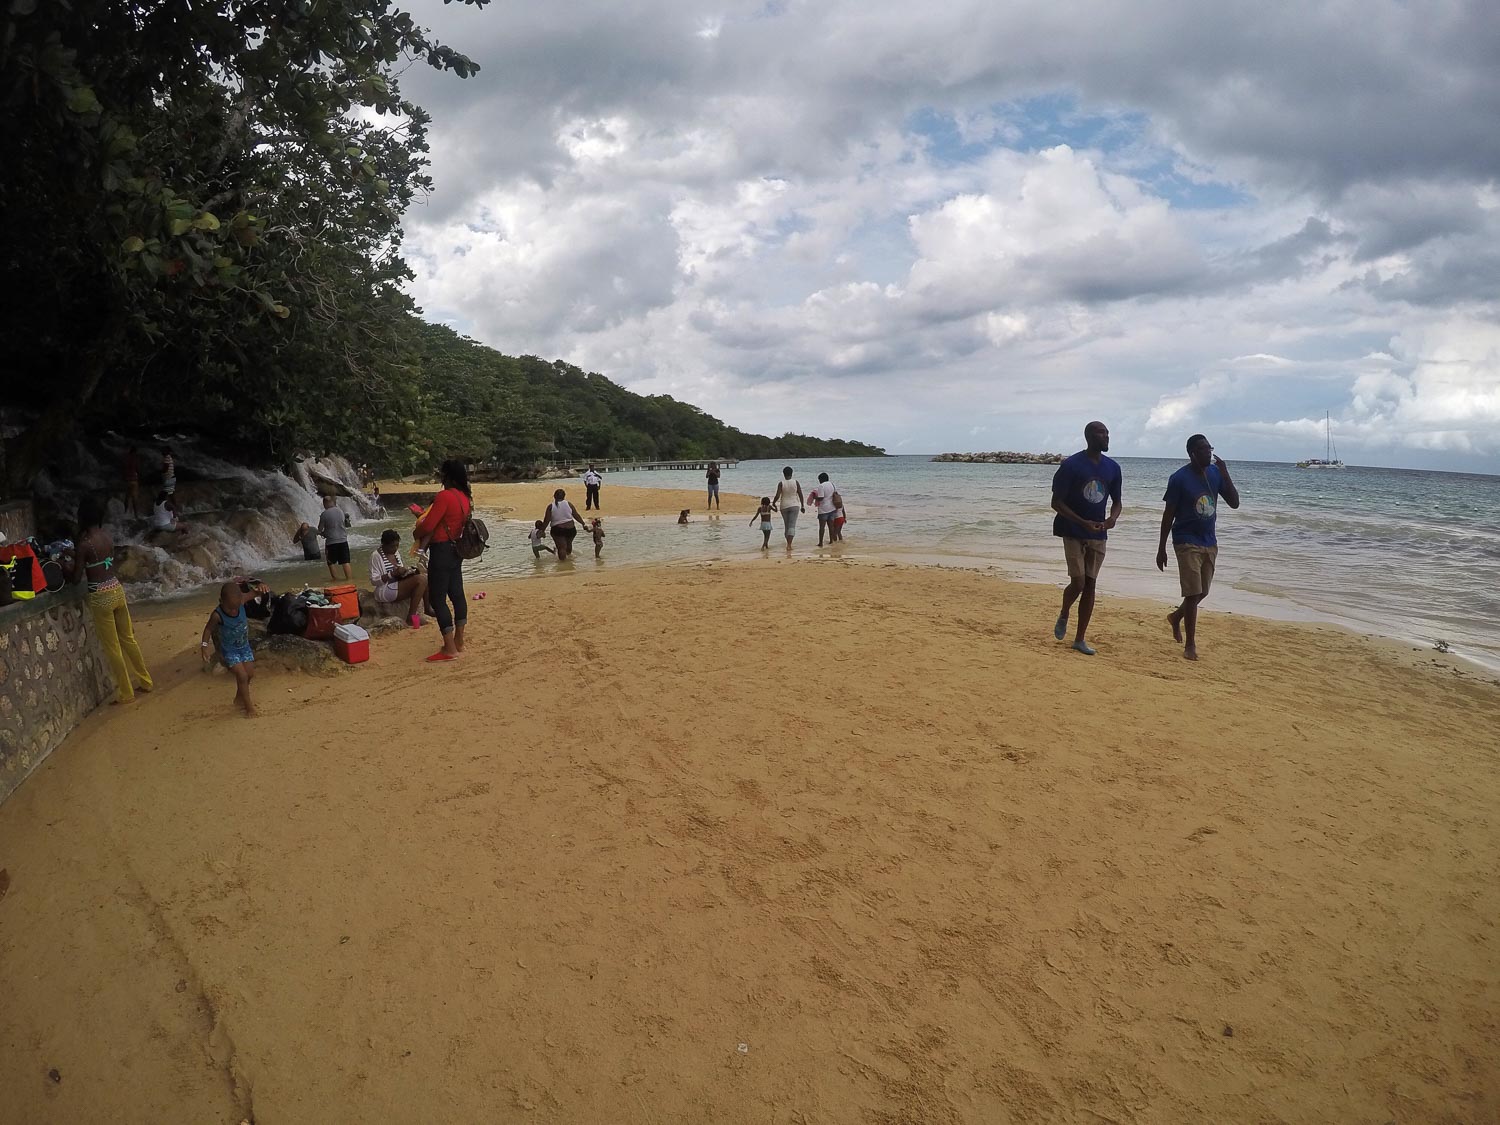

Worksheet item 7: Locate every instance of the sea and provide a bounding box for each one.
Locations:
[441,455,1500,673]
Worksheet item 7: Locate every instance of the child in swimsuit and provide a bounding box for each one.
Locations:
[201,579,268,717]
[750,497,774,549]
[591,518,606,557]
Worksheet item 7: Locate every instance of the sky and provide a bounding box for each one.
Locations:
[394,0,1500,472]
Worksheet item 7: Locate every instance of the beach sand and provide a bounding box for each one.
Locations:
[2,534,1497,1122]
[384,479,760,520]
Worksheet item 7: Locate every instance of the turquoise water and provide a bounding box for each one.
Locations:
[452,455,1500,671]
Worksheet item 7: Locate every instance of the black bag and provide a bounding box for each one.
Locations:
[454,516,489,561]
[266,593,308,636]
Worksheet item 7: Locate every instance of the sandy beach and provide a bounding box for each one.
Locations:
[387,479,761,520]
[2,502,1497,1122]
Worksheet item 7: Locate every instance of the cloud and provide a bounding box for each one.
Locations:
[392,0,1500,471]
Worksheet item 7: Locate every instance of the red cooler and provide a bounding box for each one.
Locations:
[333,623,369,664]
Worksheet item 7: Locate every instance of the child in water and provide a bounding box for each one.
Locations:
[591,518,606,557]
[678,509,690,524]
[750,497,775,548]
[529,519,555,558]
[200,579,268,717]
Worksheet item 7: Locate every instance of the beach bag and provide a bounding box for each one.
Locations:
[303,603,340,641]
[266,593,307,636]
[453,516,489,561]
[324,584,360,623]
[0,543,44,600]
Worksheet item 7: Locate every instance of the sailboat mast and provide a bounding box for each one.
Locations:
[1326,412,1331,461]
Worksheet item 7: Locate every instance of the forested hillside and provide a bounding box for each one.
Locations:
[414,321,882,471]
[0,0,876,494]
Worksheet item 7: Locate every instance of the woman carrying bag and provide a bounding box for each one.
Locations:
[413,459,473,662]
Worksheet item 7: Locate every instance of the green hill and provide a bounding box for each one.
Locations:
[410,320,884,474]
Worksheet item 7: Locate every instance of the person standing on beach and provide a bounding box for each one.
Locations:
[1051,421,1122,656]
[65,497,153,704]
[706,462,721,510]
[414,459,473,662]
[1156,434,1241,661]
[583,464,603,511]
[772,466,805,549]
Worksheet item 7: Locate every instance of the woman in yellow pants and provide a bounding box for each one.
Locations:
[67,497,153,703]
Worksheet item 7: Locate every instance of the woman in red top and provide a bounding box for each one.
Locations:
[413,459,473,662]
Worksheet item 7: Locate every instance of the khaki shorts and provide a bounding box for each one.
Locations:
[1175,544,1218,597]
[1063,537,1107,580]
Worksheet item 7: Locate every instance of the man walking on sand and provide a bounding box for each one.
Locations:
[1156,433,1241,661]
[1051,421,1122,655]
[583,464,603,511]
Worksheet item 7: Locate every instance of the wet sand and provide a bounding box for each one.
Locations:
[384,479,760,520]
[1,549,1497,1122]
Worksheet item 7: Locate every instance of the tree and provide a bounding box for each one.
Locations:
[0,0,488,491]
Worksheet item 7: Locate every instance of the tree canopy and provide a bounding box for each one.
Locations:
[408,320,883,476]
[0,0,879,491]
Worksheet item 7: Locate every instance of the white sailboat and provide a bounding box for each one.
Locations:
[1297,412,1344,469]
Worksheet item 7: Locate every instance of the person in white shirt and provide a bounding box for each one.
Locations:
[370,529,428,627]
[528,520,555,558]
[771,466,804,549]
[810,472,840,546]
[582,464,603,511]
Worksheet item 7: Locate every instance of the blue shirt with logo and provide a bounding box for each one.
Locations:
[1051,451,1122,541]
[1163,464,1223,547]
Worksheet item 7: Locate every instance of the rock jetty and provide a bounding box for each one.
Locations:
[931,451,1063,465]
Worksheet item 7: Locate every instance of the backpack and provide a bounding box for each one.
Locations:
[454,516,488,560]
[266,593,308,636]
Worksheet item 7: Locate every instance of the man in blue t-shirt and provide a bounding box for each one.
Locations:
[1156,433,1241,661]
[1050,420,1123,655]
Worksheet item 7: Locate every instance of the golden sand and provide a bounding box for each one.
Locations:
[1,498,1497,1122]
[384,478,760,520]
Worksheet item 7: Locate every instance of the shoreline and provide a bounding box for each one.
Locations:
[131,478,1500,676]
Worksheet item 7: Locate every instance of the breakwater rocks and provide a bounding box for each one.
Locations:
[931,451,1063,465]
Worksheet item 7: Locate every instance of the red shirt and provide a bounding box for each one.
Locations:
[414,488,472,543]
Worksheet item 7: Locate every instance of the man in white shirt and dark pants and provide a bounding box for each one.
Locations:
[582,464,603,511]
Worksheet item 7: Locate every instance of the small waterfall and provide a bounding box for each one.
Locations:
[34,435,390,599]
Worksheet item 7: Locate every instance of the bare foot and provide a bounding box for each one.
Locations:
[1183,645,1198,661]
[1167,611,1182,643]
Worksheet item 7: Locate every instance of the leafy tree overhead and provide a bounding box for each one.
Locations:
[0,0,879,492]
[0,0,487,489]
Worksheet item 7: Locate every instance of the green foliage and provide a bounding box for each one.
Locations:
[0,0,879,489]
[401,321,884,475]
[0,0,487,488]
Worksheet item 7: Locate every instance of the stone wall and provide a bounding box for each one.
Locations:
[0,586,114,805]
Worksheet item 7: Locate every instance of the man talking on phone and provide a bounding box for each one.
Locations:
[1156,433,1241,661]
